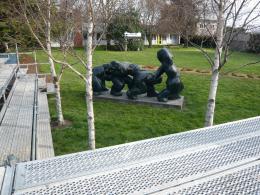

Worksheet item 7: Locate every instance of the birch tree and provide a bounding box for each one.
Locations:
[9,0,65,125]
[11,0,124,149]
[204,0,224,127]
[160,0,260,126]
[47,0,65,125]
[201,0,260,126]
[85,0,95,150]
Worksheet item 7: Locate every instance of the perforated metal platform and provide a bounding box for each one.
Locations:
[0,75,36,165]
[157,160,260,194]
[12,133,260,194]
[36,92,54,160]
[8,116,260,194]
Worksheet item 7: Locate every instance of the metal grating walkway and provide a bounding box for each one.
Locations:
[156,160,260,194]
[0,75,36,166]
[36,92,54,160]
[6,116,260,194]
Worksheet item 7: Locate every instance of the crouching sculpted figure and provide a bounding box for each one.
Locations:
[108,61,161,99]
[153,48,184,102]
[92,64,111,95]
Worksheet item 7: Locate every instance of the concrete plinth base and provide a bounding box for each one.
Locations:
[94,91,184,109]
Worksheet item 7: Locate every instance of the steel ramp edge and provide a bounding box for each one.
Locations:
[13,130,260,194]
[0,155,17,195]
[0,167,6,193]
[13,116,260,190]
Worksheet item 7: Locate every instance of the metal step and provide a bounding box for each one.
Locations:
[13,125,260,194]
[13,116,260,193]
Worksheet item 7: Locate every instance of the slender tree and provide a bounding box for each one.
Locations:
[46,0,65,125]
[10,0,124,149]
[9,0,65,125]
[199,0,260,126]
[85,0,95,149]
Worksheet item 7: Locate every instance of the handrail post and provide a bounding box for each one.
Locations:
[15,43,20,69]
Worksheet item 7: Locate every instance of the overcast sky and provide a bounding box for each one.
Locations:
[229,0,260,32]
[243,0,260,26]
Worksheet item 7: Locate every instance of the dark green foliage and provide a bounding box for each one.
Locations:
[0,0,41,50]
[185,35,216,48]
[0,1,11,51]
[248,33,260,53]
[128,39,144,51]
[107,9,143,51]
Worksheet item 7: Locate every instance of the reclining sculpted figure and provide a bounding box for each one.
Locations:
[153,48,184,102]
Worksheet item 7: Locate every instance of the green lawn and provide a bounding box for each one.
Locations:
[36,47,260,156]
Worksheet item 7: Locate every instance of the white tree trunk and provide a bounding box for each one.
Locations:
[47,0,64,125]
[86,0,96,150]
[204,1,224,127]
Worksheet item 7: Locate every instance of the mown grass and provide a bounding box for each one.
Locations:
[36,47,260,155]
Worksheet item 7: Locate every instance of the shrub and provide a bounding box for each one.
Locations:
[0,43,6,53]
[183,35,216,48]
[128,39,144,51]
[248,33,260,53]
[107,9,143,51]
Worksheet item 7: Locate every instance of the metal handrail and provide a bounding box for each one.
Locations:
[31,75,39,161]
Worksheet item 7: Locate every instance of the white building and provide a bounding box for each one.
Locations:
[196,19,218,36]
[144,34,180,46]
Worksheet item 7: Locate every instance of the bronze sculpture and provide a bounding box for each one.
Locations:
[92,64,111,95]
[109,61,161,99]
[154,48,184,102]
[92,48,183,102]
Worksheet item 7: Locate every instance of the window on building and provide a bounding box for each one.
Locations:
[170,35,176,40]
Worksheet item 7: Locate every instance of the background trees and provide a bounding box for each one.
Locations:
[159,0,200,47]
[0,0,41,51]
[138,0,161,48]
[248,33,260,53]
[197,0,260,126]
[107,9,143,51]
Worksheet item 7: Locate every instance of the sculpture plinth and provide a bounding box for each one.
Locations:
[94,90,184,109]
